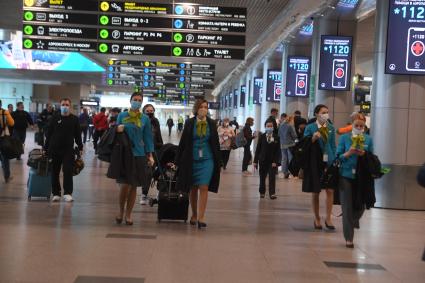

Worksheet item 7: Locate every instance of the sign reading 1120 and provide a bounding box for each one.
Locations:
[386,0,425,75]
[319,35,353,91]
[286,56,311,97]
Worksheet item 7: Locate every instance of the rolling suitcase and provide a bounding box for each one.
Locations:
[27,168,52,201]
[157,173,189,222]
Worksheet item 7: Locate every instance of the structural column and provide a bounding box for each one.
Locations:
[260,57,271,130]
[371,0,425,210]
[280,43,288,114]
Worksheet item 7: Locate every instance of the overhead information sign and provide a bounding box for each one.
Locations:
[22,0,246,60]
[266,70,282,102]
[386,0,425,74]
[253,77,263,105]
[233,89,238,109]
[240,85,246,107]
[208,102,220,110]
[286,56,311,97]
[318,35,353,91]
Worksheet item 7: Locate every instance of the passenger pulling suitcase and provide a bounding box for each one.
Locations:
[157,170,189,222]
[27,168,52,201]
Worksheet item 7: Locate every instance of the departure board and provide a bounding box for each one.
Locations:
[22,0,246,59]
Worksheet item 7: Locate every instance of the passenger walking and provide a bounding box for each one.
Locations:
[108,107,121,128]
[177,116,184,134]
[0,100,15,183]
[267,108,279,134]
[166,116,174,137]
[140,104,163,205]
[217,118,235,170]
[336,113,374,248]
[302,104,336,230]
[278,114,298,179]
[88,112,95,141]
[253,119,280,199]
[115,92,154,225]
[11,102,34,160]
[175,99,221,229]
[93,108,108,152]
[44,98,83,202]
[38,103,54,138]
[7,104,13,136]
[294,110,307,139]
[242,117,256,175]
[79,108,90,143]
[229,116,239,130]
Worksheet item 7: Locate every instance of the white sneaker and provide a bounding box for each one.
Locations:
[243,171,252,176]
[140,195,148,205]
[51,195,61,202]
[278,173,285,179]
[63,194,74,202]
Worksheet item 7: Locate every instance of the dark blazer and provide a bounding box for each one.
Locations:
[301,137,326,193]
[354,152,377,210]
[254,133,281,165]
[97,126,117,163]
[150,117,163,150]
[107,132,134,180]
[175,117,222,193]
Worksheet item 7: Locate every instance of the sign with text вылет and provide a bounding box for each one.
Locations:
[318,35,353,91]
[286,56,311,97]
[386,0,425,75]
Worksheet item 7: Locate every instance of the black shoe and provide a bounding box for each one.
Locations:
[314,221,323,230]
[284,173,290,179]
[270,195,277,200]
[125,219,133,226]
[197,221,207,229]
[346,243,354,249]
[260,194,265,199]
[190,218,197,226]
[325,220,335,230]
[115,217,123,224]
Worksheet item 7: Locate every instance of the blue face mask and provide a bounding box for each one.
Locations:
[130,101,142,110]
[60,106,69,115]
[265,127,274,134]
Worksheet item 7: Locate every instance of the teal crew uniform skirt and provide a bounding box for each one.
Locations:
[192,121,214,187]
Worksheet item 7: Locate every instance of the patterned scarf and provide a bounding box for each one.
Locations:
[318,125,329,143]
[351,134,365,150]
[196,120,207,137]
[122,110,142,128]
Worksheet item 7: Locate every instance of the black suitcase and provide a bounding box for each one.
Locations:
[157,176,189,222]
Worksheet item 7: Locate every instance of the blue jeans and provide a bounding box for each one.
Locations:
[281,148,293,174]
[0,152,10,180]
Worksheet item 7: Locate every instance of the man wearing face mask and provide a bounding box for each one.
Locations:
[45,98,83,202]
[108,107,121,128]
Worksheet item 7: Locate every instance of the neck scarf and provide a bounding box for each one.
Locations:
[351,134,365,150]
[123,110,142,128]
[196,119,207,137]
[318,124,329,143]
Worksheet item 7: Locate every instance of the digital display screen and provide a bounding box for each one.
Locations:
[266,70,282,102]
[318,35,353,91]
[208,102,220,110]
[253,77,263,105]
[286,56,311,97]
[233,89,238,109]
[386,0,425,75]
[240,85,246,107]
[0,30,103,72]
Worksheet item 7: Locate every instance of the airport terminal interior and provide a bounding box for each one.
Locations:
[0,0,424,282]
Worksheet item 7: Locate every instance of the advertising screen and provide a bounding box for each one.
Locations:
[286,56,311,97]
[240,85,246,107]
[208,102,220,110]
[253,77,263,105]
[233,89,238,109]
[318,35,353,91]
[266,70,282,102]
[386,0,425,75]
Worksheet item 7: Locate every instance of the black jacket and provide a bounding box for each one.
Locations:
[150,117,163,150]
[301,137,326,193]
[267,116,279,134]
[107,132,135,181]
[11,110,33,130]
[243,124,254,147]
[45,114,83,155]
[97,126,117,162]
[254,133,281,165]
[417,163,425,188]
[353,152,377,210]
[175,117,222,193]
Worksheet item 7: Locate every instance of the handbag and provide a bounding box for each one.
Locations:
[321,159,341,190]
[0,111,24,159]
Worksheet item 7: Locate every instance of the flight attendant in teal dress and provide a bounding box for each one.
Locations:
[175,99,222,229]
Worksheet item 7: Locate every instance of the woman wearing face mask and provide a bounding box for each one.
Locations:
[175,99,221,229]
[336,113,373,248]
[303,104,336,230]
[217,118,235,170]
[253,119,281,199]
[242,117,256,175]
[115,92,155,225]
[140,104,163,205]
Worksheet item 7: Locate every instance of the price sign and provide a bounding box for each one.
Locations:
[286,56,311,97]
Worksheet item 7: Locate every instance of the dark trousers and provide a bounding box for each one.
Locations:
[0,152,10,180]
[93,129,105,150]
[88,126,94,141]
[259,163,277,196]
[12,129,26,158]
[142,166,153,196]
[51,151,74,196]
[339,177,365,242]
[221,150,231,169]
[242,145,251,171]
[81,126,88,143]
[168,126,172,136]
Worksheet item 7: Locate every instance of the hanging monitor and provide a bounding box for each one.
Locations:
[286,56,311,97]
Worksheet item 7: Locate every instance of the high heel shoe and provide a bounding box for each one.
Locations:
[190,219,197,226]
[346,242,354,249]
[125,219,133,226]
[115,217,123,224]
[314,221,322,230]
[325,220,335,230]
[197,221,207,229]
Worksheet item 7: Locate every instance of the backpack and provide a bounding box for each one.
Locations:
[235,130,247,148]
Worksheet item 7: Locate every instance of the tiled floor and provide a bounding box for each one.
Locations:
[0,130,424,283]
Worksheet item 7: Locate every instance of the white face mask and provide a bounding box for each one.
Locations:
[318,113,329,124]
[352,127,364,135]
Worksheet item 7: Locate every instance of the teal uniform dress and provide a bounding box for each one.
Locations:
[304,122,336,166]
[192,120,214,186]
